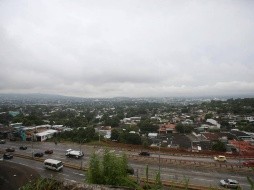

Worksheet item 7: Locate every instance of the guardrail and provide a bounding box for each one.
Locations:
[109,145,254,159]
[129,177,225,190]
[127,154,253,173]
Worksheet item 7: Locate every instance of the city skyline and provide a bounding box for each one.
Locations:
[0,0,254,98]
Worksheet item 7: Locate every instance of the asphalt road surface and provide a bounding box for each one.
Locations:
[1,140,253,189]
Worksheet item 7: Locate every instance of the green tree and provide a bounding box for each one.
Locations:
[175,123,194,134]
[212,141,226,152]
[205,113,213,120]
[138,119,159,133]
[87,153,103,184]
[125,133,141,145]
[0,113,13,125]
[87,150,136,188]
[111,128,120,141]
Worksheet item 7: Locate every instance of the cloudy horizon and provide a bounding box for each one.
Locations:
[0,0,254,98]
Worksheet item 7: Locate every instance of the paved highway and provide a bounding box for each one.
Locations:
[1,141,253,189]
[3,156,86,184]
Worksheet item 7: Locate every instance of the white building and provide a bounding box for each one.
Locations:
[148,133,158,138]
[35,129,58,141]
[206,119,220,129]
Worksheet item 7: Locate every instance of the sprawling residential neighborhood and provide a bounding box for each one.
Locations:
[1,94,254,157]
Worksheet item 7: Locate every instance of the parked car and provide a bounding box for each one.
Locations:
[220,179,240,189]
[3,153,13,160]
[34,152,44,157]
[139,151,150,156]
[9,137,16,141]
[44,150,53,154]
[19,146,27,150]
[242,160,254,167]
[0,140,6,144]
[214,155,226,162]
[6,147,15,152]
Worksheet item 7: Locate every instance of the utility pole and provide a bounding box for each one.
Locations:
[159,142,161,173]
[80,139,86,169]
[238,139,241,163]
[158,129,161,173]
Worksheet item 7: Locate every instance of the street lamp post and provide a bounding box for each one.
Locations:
[98,127,101,144]
[158,130,161,173]
[238,139,241,163]
[159,142,161,173]
[80,139,86,169]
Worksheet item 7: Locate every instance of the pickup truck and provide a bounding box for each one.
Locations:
[65,149,84,159]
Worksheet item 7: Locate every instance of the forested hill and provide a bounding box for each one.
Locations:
[202,98,254,114]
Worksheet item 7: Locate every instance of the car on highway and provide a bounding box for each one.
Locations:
[0,140,6,144]
[34,152,44,157]
[220,179,240,189]
[65,149,84,159]
[44,149,53,154]
[44,159,63,171]
[214,155,226,162]
[9,137,16,141]
[127,165,134,175]
[139,151,150,156]
[19,145,27,150]
[242,160,254,167]
[3,153,13,159]
[6,147,15,152]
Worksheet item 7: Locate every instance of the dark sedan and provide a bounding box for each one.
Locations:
[34,152,44,157]
[19,146,27,150]
[6,147,15,152]
[3,153,13,159]
[44,149,53,154]
[139,151,150,156]
[127,165,134,175]
[0,140,6,144]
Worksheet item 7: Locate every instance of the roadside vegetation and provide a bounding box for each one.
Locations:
[20,150,252,190]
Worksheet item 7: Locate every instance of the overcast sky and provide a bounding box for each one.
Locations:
[0,0,254,98]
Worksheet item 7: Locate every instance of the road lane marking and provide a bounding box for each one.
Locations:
[229,176,246,179]
[191,171,207,174]
[193,178,213,182]
[59,173,69,177]
[160,173,175,177]
[65,178,76,183]
[13,161,44,170]
[73,172,85,176]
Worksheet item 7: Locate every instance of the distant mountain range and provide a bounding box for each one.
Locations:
[0,93,253,105]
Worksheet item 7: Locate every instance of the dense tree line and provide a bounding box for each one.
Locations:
[57,127,96,143]
[175,123,194,134]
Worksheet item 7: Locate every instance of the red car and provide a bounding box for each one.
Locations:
[242,160,254,167]
[44,150,53,154]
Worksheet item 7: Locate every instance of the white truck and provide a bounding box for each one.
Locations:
[65,149,84,159]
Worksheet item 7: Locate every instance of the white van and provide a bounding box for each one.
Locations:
[44,159,63,171]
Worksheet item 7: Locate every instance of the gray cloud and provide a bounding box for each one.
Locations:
[0,0,254,97]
